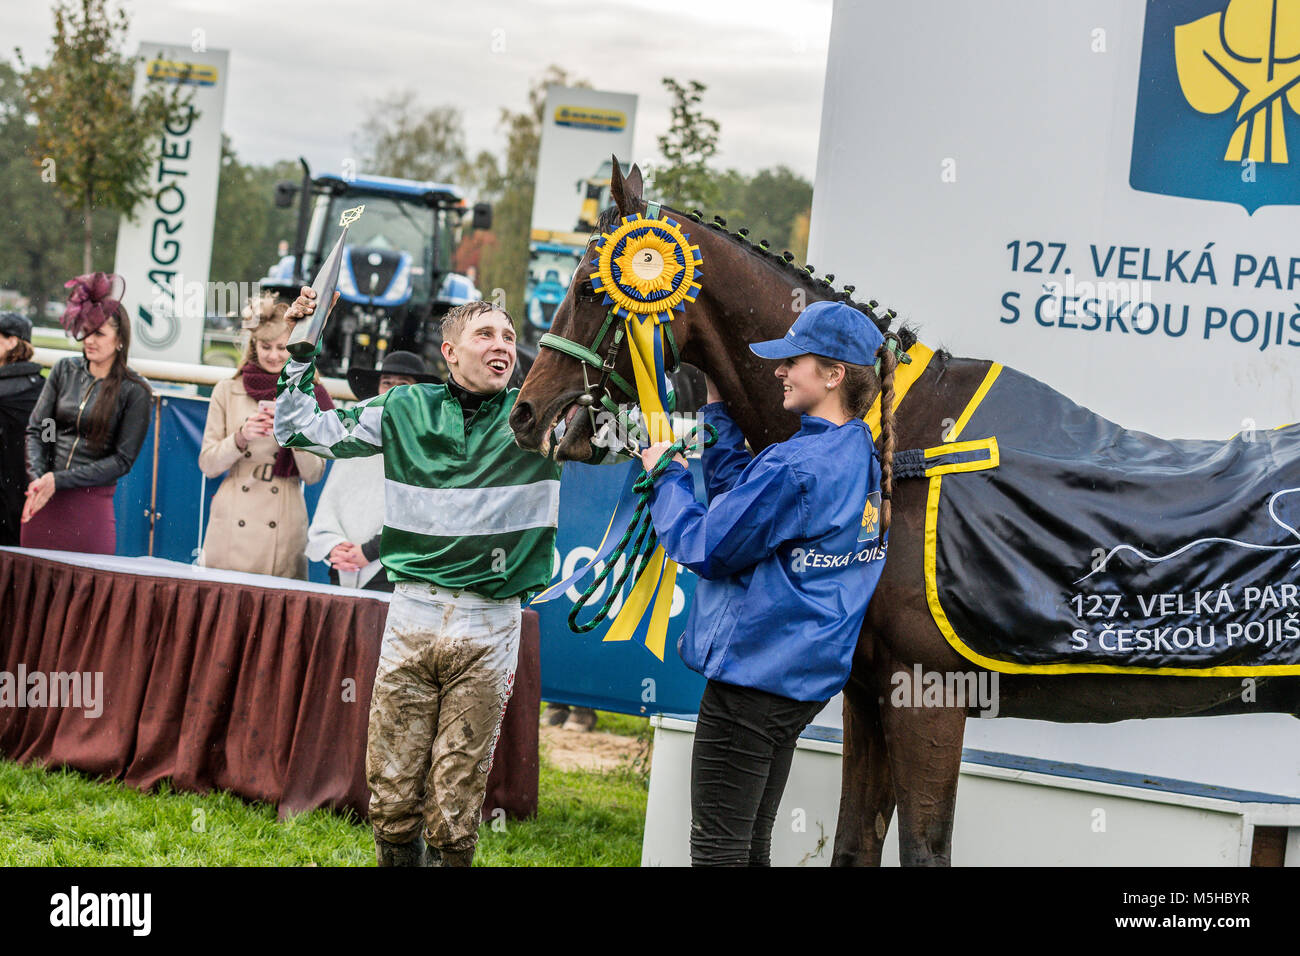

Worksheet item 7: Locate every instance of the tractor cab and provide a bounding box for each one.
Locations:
[264,162,491,379]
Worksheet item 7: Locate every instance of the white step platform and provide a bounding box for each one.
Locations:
[642,715,1300,866]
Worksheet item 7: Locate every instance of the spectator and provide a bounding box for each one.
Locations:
[22,274,151,554]
[306,352,436,590]
[197,296,330,579]
[0,313,44,546]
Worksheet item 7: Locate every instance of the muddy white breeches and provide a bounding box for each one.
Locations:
[366,582,520,850]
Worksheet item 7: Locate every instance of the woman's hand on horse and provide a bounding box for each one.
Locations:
[704,375,722,405]
[640,441,686,471]
[285,286,339,322]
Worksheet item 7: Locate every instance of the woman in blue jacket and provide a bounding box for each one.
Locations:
[640,300,902,867]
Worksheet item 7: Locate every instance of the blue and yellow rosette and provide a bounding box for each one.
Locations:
[533,212,703,660]
[589,213,702,324]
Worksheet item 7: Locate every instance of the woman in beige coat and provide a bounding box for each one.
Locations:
[198,298,331,579]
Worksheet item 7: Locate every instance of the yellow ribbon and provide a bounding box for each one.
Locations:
[601,315,679,660]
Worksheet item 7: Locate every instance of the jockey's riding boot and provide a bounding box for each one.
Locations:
[374,830,430,867]
[436,844,475,867]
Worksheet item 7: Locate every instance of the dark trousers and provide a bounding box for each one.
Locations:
[690,678,826,867]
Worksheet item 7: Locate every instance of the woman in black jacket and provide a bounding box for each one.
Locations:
[22,273,151,554]
[0,313,44,546]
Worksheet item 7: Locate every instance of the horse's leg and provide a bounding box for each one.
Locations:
[831,668,895,866]
[879,666,967,867]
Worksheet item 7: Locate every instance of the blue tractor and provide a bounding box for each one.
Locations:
[523,242,586,346]
[263,160,493,380]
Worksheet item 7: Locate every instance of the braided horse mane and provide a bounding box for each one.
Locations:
[593,202,925,354]
[593,195,935,532]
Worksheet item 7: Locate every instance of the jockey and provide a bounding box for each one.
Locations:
[275,292,562,868]
[639,299,897,867]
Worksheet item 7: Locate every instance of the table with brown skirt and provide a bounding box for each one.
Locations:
[0,548,539,824]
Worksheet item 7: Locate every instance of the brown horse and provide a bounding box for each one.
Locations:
[510,160,1300,866]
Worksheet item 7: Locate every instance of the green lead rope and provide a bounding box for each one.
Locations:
[567,422,718,634]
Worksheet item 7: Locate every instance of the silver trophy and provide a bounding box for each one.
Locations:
[286,204,364,358]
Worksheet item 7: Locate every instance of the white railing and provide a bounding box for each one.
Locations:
[32,346,359,401]
[31,347,357,556]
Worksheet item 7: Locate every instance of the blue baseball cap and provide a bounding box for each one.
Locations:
[749,300,884,366]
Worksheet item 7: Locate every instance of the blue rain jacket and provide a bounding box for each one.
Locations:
[647,402,889,702]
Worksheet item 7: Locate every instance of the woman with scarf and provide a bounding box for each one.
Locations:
[22,273,152,554]
[198,296,331,579]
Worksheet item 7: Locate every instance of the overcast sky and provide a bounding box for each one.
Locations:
[9,0,833,186]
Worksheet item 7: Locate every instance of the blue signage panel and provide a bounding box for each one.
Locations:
[535,460,707,716]
[109,395,703,714]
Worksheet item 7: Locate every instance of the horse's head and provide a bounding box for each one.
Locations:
[511,158,688,461]
[511,155,920,461]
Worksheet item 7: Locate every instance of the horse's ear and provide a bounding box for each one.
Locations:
[624,163,643,207]
[610,155,643,215]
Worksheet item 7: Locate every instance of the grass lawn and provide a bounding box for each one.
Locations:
[32,333,74,353]
[0,711,650,867]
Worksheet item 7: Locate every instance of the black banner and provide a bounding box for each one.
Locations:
[928,365,1300,674]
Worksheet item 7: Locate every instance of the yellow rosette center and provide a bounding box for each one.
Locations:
[615,233,682,297]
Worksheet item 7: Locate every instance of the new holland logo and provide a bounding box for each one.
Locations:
[553,106,626,132]
[1130,0,1300,213]
[146,58,218,87]
[857,490,881,543]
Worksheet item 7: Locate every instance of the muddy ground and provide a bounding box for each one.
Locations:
[538,724,649,773]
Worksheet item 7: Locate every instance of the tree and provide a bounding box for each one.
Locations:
[664,162,814,263]
[736,165,814,262]
[652,78,720,210]
[476,65,589,323]
[452,150,505,287]
[208,139,299,301]
[17,0,191,272]
[0,58,115,320]
[354,91,468,183]
[462,148,504,205]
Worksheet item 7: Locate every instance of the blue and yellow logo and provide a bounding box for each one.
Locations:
[146,59,218,87]
[1131,0,1300,213]
[857,490,881,543]
[554,105,626,132]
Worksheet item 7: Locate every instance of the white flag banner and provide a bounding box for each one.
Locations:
[112,43,229,363]
[524,86,636,334]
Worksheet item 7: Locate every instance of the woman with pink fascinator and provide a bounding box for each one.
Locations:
[22,273,152,554]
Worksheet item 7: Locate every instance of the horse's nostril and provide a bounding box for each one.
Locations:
[510,402,534,430]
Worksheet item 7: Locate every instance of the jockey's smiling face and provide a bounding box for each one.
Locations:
[443,308,516,394]
[775,353,839,416]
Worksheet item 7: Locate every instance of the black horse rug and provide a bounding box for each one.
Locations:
[897,363,1300,675]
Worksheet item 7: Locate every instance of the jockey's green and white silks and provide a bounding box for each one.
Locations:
[917,362,1300,675]
[275,356,562,600]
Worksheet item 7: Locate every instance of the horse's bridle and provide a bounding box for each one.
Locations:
[537,208,683,455]
[537,305,682,456]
